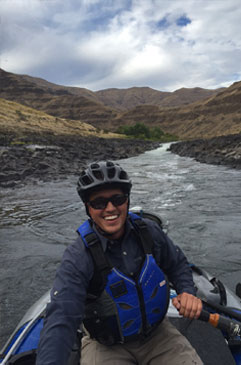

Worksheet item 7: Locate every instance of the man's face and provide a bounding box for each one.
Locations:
[88,187,128,239]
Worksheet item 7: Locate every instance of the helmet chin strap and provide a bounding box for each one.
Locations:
[85,204,90,217]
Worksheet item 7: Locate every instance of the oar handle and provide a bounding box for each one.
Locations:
[199,310,241,338]
[202,299,241,323]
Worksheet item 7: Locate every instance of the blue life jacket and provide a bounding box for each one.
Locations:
[77,212,169,345]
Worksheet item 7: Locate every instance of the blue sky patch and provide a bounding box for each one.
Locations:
[156,17,170,30]
[176,15,191,27]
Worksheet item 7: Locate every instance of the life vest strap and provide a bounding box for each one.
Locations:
[83,231,112,296]
[85,232,111,275]
[132,219,153,255]
[128,212,153,255]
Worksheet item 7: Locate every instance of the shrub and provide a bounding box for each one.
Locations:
[116,122,178,142]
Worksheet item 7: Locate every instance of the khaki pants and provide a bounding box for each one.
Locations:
[81,318,203,365]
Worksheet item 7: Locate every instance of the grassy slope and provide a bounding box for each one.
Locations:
[0,98,123,139]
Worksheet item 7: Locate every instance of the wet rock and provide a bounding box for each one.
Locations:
[0,133,160,188]
[168,134,241,169]
[0,172,21,182]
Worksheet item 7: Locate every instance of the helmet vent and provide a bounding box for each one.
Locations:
[119,170,128,180]
[90,163,100,169]
[80,175,94,186]
[107,167,116,179]
[92,170,104,180]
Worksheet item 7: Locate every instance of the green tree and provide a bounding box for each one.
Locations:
[116,123,178,142]
[150,127,164,140]
[132,123,150,138]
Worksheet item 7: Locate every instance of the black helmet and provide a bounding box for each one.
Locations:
[77,160,132,202]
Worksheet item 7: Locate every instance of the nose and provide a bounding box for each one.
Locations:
[105,201,116,210]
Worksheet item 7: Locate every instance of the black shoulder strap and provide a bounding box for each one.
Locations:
[132,218,154,254]
[128,213,154,255]
[85,232,111,275]
[84,232,112,298]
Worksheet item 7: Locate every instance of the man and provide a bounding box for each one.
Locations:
[36,160,203,364]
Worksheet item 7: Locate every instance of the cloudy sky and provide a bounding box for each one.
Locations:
[1,0,241,92]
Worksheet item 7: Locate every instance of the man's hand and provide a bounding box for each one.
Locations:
[172,292,202,319]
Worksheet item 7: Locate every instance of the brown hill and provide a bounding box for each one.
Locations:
[0,68,240,140]
[115,82,241,139]
[0,69,119,128]
[0,68,99,100]
[96,86,220,110]
[95,87,170,110]
[159,87,224,107]
[0,68,219,111]
[0,97,121,139]
[0,68,219,115]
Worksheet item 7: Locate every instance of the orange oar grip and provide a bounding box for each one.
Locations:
[199,309,240,336]
[208,313,220,327]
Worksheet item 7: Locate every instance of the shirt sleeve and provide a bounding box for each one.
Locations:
[36,236,94,365]
[145,219,196,295]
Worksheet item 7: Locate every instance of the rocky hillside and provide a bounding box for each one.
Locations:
[116,81,241,139]
[96,86,220,110]
[0,69,118,129]
[0,68,219,110]
[1,68,225,137]
[0,98,121,140]
[0,68,240,139]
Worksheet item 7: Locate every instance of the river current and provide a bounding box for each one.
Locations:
[0,144,241,347]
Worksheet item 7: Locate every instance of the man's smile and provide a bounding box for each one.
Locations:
[103,215,119,221]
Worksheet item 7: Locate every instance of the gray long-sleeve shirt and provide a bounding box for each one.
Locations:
[36,217,195,365]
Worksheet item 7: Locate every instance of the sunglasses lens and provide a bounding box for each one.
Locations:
[89,197,107,209]
[111,195,128,206]
[89,194,128,209]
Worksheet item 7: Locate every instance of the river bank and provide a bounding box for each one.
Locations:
[0,132,160,188]
[1,131,241,189]
[168,133,241,169]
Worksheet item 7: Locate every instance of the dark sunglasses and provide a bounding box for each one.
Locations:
[88,194,128,210]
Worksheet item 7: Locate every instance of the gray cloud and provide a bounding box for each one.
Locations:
[0,0,240,91]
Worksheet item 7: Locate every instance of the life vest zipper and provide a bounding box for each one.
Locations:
[136,281,148,336]
[136,255,150,337]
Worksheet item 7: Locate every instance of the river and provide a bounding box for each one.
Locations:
[0,144,241,347]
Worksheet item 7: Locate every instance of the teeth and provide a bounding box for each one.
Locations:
[104,215,118,221]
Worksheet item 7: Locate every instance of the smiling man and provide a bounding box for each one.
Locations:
[36,160,203,365]
[87,188,128,239]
